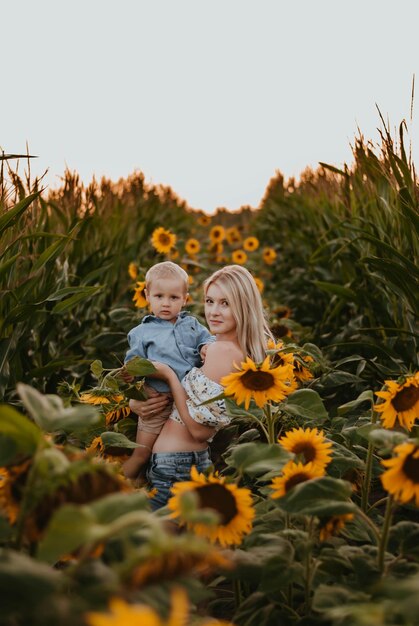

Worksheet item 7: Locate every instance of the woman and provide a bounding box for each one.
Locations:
[130,265,272,509]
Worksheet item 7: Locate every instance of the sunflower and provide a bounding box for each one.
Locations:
[270,461,324,499]
[127,262,138,280]
[86,436,105,456]
[243,236,259,252]
[318,513,354,541]
[221,356,295,409]
[270,321,292,339]
[231,249,247,265]
[374,373,419,431]
[80,391,124,406]
[151,227,177,254]
[278,427,333,473]
[184,238,201,256]
[129,537,231,588]
[209,225,226,243]
[226,226,242,245]
[132,281,148,308]
[381,442,419,506]
[198,214,211,226]
[293,355,314,383]
[273,305,292,319]
[263,247,277,265]
[0,460,32,525]
[105,404,131,426]
[86,587,234,626]
[253,276,264,294]
[168,466,255,547]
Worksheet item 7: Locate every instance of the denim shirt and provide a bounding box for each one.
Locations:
[124,311,215,392]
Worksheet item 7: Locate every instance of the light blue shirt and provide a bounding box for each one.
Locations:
[124,311,215,392]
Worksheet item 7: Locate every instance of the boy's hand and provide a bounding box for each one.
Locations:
[120,367,135,384]
[199,344,209,363]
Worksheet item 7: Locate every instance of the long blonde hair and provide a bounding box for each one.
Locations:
[204,265,273,363]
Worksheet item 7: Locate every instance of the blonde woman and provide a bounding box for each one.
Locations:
[130,265,273,509]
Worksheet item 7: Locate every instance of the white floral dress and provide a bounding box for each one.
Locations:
[169,367,230,441]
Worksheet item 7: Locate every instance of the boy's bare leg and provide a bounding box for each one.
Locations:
[122,430,156,478]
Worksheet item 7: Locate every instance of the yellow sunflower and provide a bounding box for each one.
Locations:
[273,305,292,319]
[129,538,231,588]
[86,587,233,626]
[0,460,32,525]
[253,276,264,294]
[151,227,177,254]
[184,238,201,256]
[293,355,314,382]
[262,247,277,265]
[381,442,419,506]
[374,373,419,431]
[270,461,324,499]
[132,281,148,308]
[127,262,138,280]
[209,225,226,243]
[221,356,295,409]
[319,513,354,541]
[198,214,211,226]
[105,403,131,426]
[226,226,242,244]
[270,321,292,339]
[243,236,259,252]
[80,391,124,406]
[231,249,247,265]
[168,466,255,547]
[278,427,333,473]
[86,436,105,456]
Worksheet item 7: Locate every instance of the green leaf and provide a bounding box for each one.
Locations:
[90,359,104,378]
[280,389,328,422]
[367,427,408,450]
[17,383,100,433]
[275,476,357,516]
[124,356,157,377]
[100,431,140,450]
[90,492,151,524]
[313,584,370,612]
[338,390,374,415]
[224,442,292,478]
[0,253,20,282]
[0,192,39,235]
[0,404,42,465]
[313,280,358,301]
[51,286,102,314]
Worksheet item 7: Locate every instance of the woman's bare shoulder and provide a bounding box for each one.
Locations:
[202,341,244,382]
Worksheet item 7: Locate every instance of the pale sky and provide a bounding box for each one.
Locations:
[2,0,418,213]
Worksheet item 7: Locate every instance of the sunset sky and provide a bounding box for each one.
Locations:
[3,0,418,213]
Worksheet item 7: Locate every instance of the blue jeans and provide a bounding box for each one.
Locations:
[146,448,212,511]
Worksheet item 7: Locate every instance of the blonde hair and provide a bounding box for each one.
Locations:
[204,265,273,363]
[145,261,189,292]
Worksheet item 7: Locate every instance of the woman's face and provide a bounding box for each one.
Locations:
[204,282,237,340]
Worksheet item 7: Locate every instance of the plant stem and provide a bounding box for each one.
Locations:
[378,495,394,573]
[233,579,242,610]
[265,404,276,444]
[361,406,378,512]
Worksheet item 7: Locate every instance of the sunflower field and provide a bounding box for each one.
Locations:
[0,117,418,626]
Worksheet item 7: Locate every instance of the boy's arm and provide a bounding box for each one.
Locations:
[124,325,146,364]
[193,318,215,353]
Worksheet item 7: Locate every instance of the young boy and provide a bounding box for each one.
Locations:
[122,261,214,479]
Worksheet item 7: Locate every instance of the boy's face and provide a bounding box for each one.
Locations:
[145,277,187,322]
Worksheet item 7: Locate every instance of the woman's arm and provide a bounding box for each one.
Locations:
[152,362,215,443]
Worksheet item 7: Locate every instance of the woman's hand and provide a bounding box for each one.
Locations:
[129,385,172,419]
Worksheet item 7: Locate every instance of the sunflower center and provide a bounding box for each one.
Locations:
[292,442,316,463]
[241,370,274,391]
[402,450,419,483]
[159,234,171,245]
[285,472,310,492]
[392,386,419,412]
[196,484,238,524]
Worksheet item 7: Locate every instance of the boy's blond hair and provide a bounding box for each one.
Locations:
[145,261,189,293]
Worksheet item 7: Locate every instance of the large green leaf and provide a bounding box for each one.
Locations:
[280,389,328,422]
[17,383,100,433]
[275,476,357,516]
[0,405,42,465]
[224,442,292,478]
[51,286,103,314]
